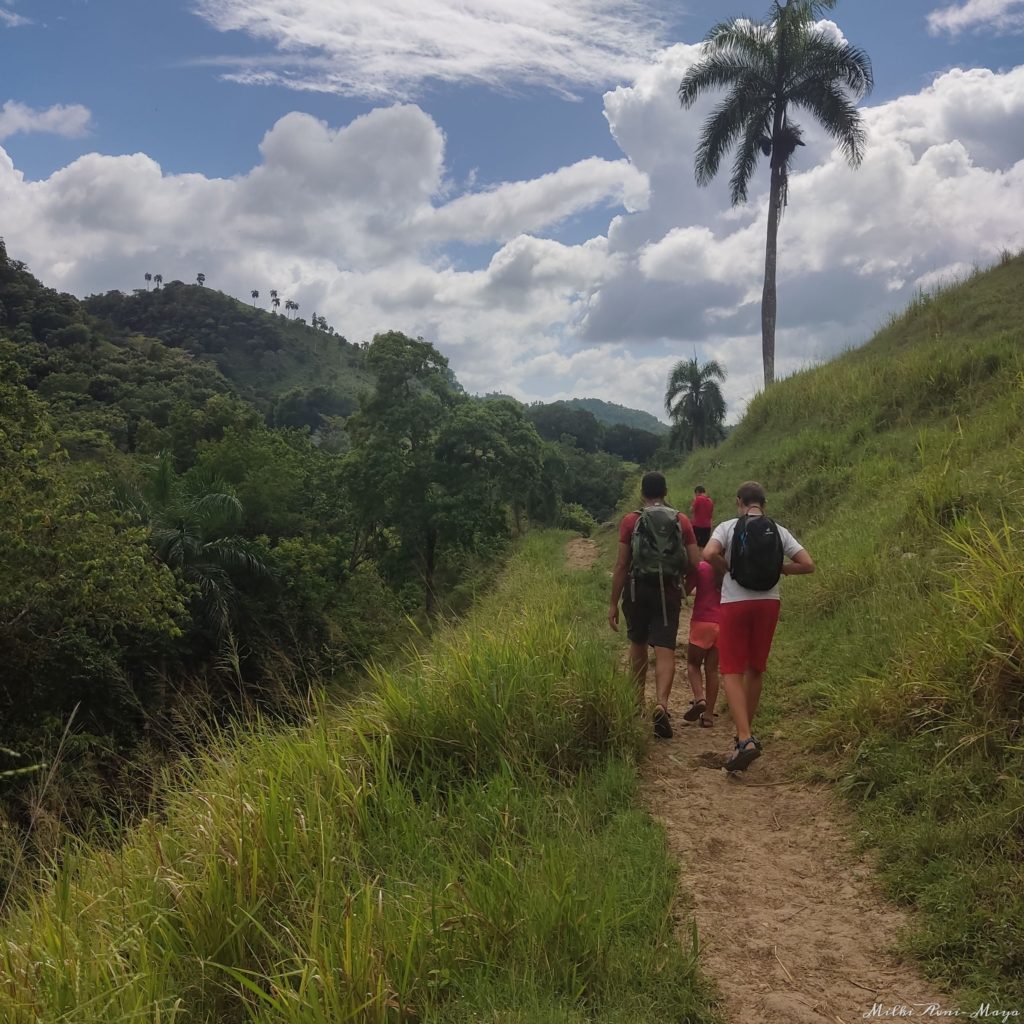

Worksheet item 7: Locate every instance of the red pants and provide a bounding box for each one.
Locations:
[718,600,781,674]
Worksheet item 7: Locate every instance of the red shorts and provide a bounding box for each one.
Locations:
[718,600,781,674]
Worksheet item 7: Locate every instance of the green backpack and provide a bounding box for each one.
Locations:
[629,505,689,624]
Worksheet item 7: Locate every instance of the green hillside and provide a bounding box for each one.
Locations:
[564,397,670,435]
[665,251,1024,1000]
[84,282,374,427]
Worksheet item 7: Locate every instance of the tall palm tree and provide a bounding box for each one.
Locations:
[271,295,281,313]
[251,289,259,306]
[144,272,152,290]
[679,0,873,387]
[153,274,163,289]
[196,272,206,287]
[665,358,727,452]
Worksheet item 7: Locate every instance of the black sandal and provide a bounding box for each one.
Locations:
[725,737,761,773]
[682,699,706,723]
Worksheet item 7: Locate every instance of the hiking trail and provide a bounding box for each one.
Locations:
[568,537,947,1023]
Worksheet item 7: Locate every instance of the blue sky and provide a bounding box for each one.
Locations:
[2,0,1023,419]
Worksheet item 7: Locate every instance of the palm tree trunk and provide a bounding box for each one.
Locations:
[761,158,783,389]
[761,159,782,391]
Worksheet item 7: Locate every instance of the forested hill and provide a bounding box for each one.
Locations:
[563,397,670,435]
[84,282,373,429]
[0,240,669,879]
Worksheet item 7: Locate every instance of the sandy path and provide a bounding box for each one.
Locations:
[566,538,947,1023]
[565,536,599,570]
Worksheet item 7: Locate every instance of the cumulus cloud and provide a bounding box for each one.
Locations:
[2,51,1024,422]
[191,0,665,98]
[927,0,1024,35]
[577,59,1024,413]
[0,101,92,140]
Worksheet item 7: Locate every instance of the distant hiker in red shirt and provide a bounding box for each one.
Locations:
[683,560,722,728]
[703,481,815,772]
[690,486,714,549]
[609,472,700,739]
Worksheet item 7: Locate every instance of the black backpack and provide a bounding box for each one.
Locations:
[729,515,784,591]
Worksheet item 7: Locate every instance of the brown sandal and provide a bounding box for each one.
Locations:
[699,713,714,728]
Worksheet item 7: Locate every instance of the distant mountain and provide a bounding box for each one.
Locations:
[563,398,670,436]
[84,282,374,425]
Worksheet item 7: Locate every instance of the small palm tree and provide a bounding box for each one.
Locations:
[284,299,297,318]
[144,272,152,290]
[154,274,163,289]
[251,289,259,306]
[665,358,727,452]
[679,0,873,387]
[196,272,206,287]
[271,295,281,312]
[116,453,271,636]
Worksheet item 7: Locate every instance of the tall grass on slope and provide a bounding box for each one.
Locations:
[811,516,1024,999]
[0,532,714,1023]
[659,252,1024,1001]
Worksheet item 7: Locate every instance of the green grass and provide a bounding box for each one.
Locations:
[659,252,1024,1001]
[0,532,717,1023]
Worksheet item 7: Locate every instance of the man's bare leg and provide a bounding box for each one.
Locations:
[745,668,765,727]
[629,642,648,703]
[653,645,675,710]
[722,671,752,741]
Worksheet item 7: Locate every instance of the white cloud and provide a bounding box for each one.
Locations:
[2,53,1024,423]
[0,3,30,28]
[927,0,1024,34]
[191,0,665,99]
[0,101,91,140]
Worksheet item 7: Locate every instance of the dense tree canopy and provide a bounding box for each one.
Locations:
[0,240,669,869]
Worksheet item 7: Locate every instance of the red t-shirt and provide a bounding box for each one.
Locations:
[690,494,714,528]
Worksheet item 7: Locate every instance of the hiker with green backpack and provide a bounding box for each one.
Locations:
[702,481,816,771]
[609,472,701,739]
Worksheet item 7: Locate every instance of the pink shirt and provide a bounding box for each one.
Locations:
[690,561,722,624]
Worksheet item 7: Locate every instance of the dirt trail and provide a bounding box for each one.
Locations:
[565,536,599,570]
[566,539,947,1023]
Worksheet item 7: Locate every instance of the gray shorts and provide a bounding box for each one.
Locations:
[622,578,682,650]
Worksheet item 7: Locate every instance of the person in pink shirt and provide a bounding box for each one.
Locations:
[683,560,722,727]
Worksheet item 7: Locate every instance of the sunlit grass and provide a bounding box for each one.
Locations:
[0,532,715,1023]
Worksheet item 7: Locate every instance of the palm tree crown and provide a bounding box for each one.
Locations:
[665,358,727,452]
[679,0,873,387]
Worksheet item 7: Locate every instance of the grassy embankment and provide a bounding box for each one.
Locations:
[0,532,716,1023]
[665,252,1024,1001]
